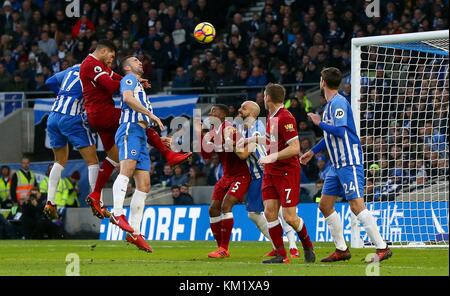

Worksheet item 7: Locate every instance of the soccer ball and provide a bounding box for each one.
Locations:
[194,22,216,44]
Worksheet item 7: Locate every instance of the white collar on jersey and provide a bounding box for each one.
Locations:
[88,53,100,61]
[270,105,284,118]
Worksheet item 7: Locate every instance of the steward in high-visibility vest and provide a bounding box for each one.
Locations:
[54,171,81,208]
[55,178,70,208]
[0,178,11,205]
[0,166,11,205]
[10,158,37,205]
[39,176,49,195]
[64,177,80,208]
[284,93,312,112]
[39,164,53,199]
[15,170,36,202]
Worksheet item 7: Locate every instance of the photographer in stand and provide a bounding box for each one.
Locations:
[20,186,62,239]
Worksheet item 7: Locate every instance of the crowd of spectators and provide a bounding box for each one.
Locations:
[1,0,448,203]
[359,59,449,201]
[1,0,448,93]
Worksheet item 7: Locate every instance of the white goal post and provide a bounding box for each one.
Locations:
[350,30,449,247]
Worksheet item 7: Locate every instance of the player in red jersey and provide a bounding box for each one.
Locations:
[80,40,191,219]
[195,104,251,258]
[257,83,316,264]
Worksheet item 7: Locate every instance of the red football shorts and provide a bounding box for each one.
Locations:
[262,170,300,207]
[212,175,251,202]
[87,108,121,151]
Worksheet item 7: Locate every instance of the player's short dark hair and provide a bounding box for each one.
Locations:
[265,83,286,103]
[120,55,136,69]
[321,67,342,90]
[96,39,117,53]
[171,185,180,191]
[213,104,229,117]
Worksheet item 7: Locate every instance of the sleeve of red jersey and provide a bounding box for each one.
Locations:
[93,70,120,94]
[279,115,299,145]
[110,71,123,81]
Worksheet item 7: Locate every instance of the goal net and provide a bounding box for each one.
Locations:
[351,30,449,247]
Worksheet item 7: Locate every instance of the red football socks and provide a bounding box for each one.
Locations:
[219,217,234,250]
[210,220,222,247]
[93,159,116,196]
[146,128,170,156]
[268,222,287,258]
[297,223,314,250]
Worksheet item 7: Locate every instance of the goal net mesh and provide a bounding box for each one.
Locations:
[357,35,449,246]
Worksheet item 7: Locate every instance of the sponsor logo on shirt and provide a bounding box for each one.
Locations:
[284,123,294,132]
[335,108,345,119]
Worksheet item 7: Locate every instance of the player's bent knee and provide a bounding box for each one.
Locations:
[319,197,335,217]
[55,159,68,167]
[248,212,259,220]
[318,203,329,215]
[119,160,136,177]
[264,210,278,222]
[221,201,234,213]
[349,199,366,215]
[282,214,297,227]
[137,184,150,193]
[79,145,99,165]
[208,205,221,217]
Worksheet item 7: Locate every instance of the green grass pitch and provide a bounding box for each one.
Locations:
[0,240,448,276]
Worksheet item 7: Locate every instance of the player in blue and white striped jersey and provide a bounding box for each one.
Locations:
[43,65,100,220]
[111,56,164,252]
[301,67,392,263]
[235,101,300,258]
[48,64,85,116]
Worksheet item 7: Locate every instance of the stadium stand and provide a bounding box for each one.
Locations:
[0,0,448,204]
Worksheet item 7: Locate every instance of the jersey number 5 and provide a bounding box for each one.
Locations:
[231,182,241,193]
